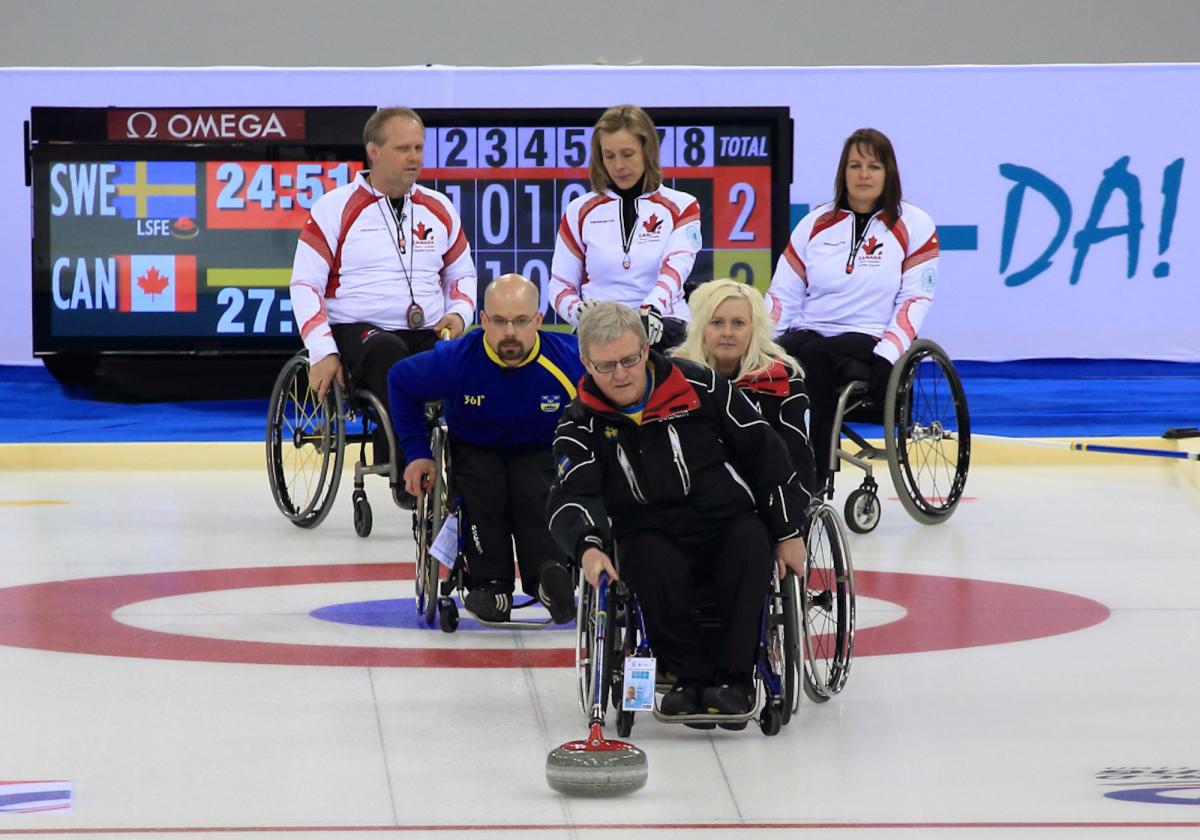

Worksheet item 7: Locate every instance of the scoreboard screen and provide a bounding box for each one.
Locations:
[29,105,792,356]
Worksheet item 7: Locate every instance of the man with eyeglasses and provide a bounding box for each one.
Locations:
[548,301,809,725]
[387,274,584,623]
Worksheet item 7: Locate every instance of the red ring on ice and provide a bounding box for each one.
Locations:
[0,564,1109,667]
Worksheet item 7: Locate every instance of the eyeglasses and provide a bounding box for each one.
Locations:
[487,314,537,330]
[589,348,645,374]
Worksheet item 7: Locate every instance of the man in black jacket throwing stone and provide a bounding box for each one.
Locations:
[548,301,809,722]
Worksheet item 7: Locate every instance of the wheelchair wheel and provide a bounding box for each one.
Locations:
[575,578,620,719]
[768,572,802,725]
[884,338,971,524]
[844,487,880,534]
[438,598,459,633]
[575,581,598,715]
[413,423,449,626]
[352,489,372,538]
[801,503,855,702]
[759,704,784,737]
[266,354,345,528]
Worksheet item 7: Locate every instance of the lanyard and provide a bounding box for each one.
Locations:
[618,195,639,270]
[374,185,417,305]
[845,211,875,275]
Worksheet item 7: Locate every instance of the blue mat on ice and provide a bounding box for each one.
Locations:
[2,360,1198,443]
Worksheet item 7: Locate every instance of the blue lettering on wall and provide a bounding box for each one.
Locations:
[998,164,1072,287]
[1155,158,1184,278]
[1070,156,1142,285]
[999,157,1184,286]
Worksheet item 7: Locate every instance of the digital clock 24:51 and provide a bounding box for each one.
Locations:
[205,161,364,229]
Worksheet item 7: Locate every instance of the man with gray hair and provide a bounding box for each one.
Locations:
[548,301,808,725]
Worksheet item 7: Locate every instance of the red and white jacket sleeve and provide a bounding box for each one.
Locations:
[438,203,478,329]
[876,206,939,364]
[765,210,817,336]
[549,203,586,326]
[642,199,701,315]
[289,206,340,365]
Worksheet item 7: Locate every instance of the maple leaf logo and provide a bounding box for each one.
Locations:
[413,221,433,240]
[643,214,663,234]
[863,236,883,255]
[137,265,171,298]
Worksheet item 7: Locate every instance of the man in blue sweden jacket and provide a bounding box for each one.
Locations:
[388,274,584,623]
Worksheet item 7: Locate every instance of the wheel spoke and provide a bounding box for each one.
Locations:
[266,357,345,529]
[889,345,969,518]
[801,505,855,701]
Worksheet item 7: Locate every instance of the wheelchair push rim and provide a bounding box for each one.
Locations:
[413,420,449,626]
[801,503,855,702]
[575,576,623,718]
[765,570,802,724]
[884,338,971,524]
[265,355,346,529]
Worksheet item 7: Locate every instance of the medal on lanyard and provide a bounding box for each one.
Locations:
[406,302,425,329]
[620,195,636,271]
[372,181,423,331]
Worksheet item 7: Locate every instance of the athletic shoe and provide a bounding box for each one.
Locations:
[704,679,755,731]
[537,561,575,624]
[702,678,755,716]
[465,587,512,622]
[659,683,703,716]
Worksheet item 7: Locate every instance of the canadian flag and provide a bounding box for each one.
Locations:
[115,255,197,312]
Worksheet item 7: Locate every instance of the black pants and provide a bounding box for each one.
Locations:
[451,439,569,596]
[617,513,774,683]
[330,322,438,463]
[777,330,877,483]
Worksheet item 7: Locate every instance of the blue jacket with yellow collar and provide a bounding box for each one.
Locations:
[387,329,584,461]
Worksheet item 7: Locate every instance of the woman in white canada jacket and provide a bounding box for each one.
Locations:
[549,104,702,350]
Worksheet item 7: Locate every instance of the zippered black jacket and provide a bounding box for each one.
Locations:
[733,356,818,502]
[548,351,809,562]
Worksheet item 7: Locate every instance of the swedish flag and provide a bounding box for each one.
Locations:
[111,161,197,220]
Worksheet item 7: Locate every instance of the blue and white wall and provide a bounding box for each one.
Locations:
[3,1,1198,363]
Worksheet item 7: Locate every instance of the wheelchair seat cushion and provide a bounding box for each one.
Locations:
[837,359,872,386]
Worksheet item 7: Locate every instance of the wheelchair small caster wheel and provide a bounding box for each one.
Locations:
[616,710,635,738]
[844,488,880,534]
[760,704,783,736]
[438,598,459,633]
[352,490,372,538]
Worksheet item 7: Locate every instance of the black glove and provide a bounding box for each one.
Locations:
[869,355,893,399]
[638,305,664,346]
[573,298,599,332]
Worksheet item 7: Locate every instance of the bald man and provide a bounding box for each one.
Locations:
[387,274,584,624]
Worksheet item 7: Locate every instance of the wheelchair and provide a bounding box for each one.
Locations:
[827,338,971,534]
[410,418,568,633]
[575,500,855,737]
[265,352,408,539]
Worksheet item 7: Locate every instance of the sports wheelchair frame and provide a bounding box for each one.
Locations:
[265,352,406,538]
[411,410,566,633]
[575,500,855,736]
[830,338,971,533]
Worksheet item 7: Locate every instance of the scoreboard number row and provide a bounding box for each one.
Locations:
[424,126,717,169]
